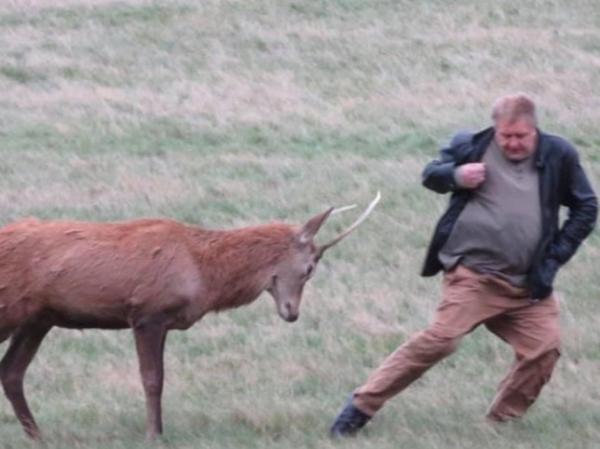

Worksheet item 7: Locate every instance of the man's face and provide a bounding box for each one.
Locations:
[494,117,538,161]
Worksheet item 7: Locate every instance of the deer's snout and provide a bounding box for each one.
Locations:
[279,301,299,322]
[284,312,298,322]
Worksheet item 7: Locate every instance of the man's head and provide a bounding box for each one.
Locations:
[492,93,538,161]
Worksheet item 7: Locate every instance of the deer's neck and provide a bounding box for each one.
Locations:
[187,223,295,311]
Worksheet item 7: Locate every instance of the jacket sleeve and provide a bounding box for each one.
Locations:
[422,132,472,193]
[530,146,598,300]
[548,146,598,265]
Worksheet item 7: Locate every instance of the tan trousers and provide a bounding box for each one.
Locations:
[353,265,561,420]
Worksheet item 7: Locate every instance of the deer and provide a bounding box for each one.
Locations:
[0,192,380,440]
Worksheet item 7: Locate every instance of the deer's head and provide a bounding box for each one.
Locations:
[266,192,380,322]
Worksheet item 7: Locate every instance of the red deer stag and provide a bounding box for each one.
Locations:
[0,192,380,440]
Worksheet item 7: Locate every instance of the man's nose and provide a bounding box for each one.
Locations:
[508,138,520,147]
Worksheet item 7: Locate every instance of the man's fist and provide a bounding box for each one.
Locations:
[455,163,486,189]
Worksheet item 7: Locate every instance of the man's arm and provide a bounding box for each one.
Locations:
[548,147,597,265]
[422,147,460,193]
[422,132,485,193]
[530,145,597,300]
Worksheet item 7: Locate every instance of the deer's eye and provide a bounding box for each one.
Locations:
[305,265,314,278]
[267,275,278,292]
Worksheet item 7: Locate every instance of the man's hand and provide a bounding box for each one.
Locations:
[455,163,486,189]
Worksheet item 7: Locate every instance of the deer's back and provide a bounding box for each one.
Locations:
[0,218,203,329]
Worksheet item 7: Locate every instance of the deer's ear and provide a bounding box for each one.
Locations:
[297,207,334,245]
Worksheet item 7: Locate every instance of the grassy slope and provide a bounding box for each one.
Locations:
[0,1,599,448]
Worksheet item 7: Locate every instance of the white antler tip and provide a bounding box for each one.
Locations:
[318,191,382,252]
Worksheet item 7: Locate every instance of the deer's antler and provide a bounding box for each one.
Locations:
[318,191,381,254]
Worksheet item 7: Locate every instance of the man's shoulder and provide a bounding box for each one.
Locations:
[448,130,474,147]
[539,131,578,161]
[540,131,574,148]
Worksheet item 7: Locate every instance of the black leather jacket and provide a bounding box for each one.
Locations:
[421,127,597,299]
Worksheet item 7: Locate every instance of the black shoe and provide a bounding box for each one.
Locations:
[329,398,371,438]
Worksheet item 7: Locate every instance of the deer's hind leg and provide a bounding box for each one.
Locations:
[0,327,14,344]
[0,308,16,344]
[0,296,44,345]
[0,323,51,439]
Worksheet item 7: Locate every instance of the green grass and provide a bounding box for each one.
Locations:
[1,0,600,448]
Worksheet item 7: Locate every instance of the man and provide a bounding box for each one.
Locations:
[330,93,597,437]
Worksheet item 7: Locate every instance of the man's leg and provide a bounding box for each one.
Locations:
[485,295,560,421]
[331,266,498,436]
[351,325,462,416]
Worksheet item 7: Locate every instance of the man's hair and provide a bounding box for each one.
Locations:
[491,93,537,125]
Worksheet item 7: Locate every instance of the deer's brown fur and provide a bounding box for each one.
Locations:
[0,214,325,439]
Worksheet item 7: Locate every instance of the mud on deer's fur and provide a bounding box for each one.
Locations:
[0,192,380,440]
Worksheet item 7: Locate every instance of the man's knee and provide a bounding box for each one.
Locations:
[523,337,561,364]
[539,348,560,376]
[406,328,461,362]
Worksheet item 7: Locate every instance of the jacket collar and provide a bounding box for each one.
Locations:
[470,127,494,161]
[533,128,549,168]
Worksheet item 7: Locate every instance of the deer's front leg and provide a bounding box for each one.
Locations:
[133,323,168,440]
[0,323,51,440]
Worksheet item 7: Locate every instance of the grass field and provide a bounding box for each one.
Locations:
[1,1,600,448]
